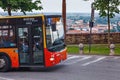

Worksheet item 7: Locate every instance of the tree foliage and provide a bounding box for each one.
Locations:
[93,0,120,18]
[93,0,120,45]
[0,0,43,16]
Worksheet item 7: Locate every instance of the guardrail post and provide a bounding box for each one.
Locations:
[79,43,84,55]
[109,44,115,56]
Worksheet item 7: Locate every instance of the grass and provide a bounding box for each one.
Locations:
[67,44,120,55]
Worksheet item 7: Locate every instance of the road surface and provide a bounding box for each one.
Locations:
[0,55,120,80]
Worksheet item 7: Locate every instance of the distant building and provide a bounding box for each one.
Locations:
[66,18,115,34]
[67,30,89,34]
[95,24,113,33]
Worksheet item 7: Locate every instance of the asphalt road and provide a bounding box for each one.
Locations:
[0,55,120,80]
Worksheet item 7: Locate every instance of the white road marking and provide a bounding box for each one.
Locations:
[114,57,120,59]
[82,57,106,66]
[65,56,92,65]
[0,77,14,80]
[67,55,80,60]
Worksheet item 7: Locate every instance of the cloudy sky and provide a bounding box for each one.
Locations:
[0,0,120,13]
[40,0,94,13]
[0,0,99,13]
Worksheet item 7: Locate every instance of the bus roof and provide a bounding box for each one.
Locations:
[0,14,62,19]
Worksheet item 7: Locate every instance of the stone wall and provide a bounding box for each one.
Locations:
[65,33,120,44]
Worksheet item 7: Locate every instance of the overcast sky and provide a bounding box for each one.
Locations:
[2,0,120,13]
[0,0,95,13]
[40,0,94,13]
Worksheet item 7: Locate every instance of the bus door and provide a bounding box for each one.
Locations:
[17,26,44,65]
[32,26,44,64]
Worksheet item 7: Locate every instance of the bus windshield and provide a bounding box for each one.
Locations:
[45,17,65,50]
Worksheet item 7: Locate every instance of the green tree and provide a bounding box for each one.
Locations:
[93,0,120,45]
[0,0,42,16]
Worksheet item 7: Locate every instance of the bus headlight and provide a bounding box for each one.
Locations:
[50,58,55,61]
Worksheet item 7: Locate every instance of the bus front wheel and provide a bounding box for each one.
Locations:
[0,56,11,72]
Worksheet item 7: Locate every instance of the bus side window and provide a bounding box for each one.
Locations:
[8,37,16,47]
[0,25,16,48]
[0,37,16,47]
[3,37,11,47]
[0,37,4,47]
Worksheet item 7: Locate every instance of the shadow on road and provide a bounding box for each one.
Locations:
[10,64,67,72]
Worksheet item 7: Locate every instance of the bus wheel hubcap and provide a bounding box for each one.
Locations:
[0,59,5,68]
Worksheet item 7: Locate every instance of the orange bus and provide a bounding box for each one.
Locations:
[0,14,67,72]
